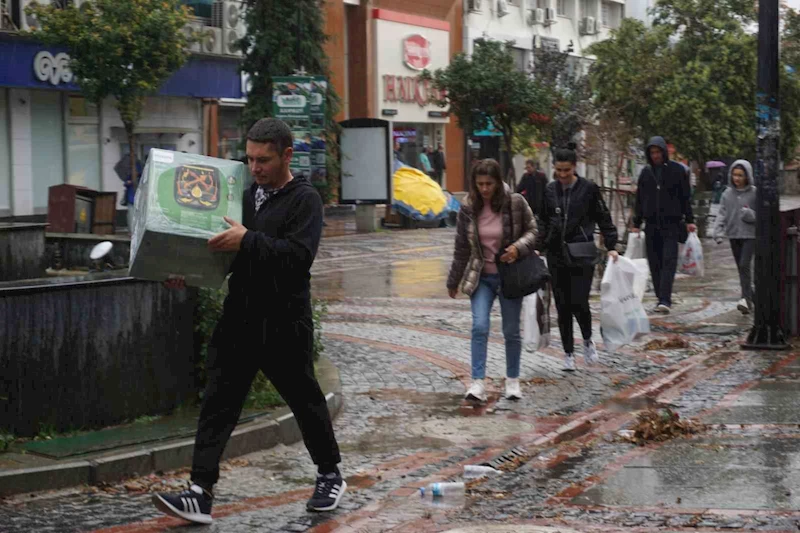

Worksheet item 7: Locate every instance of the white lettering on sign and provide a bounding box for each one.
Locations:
[277,94,307,107]
[33,51,74,86]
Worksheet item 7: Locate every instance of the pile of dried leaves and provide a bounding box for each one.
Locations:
[623,408,705,446]
[642,337,690,351]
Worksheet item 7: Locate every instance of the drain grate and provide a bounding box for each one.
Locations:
[482,446,529,471]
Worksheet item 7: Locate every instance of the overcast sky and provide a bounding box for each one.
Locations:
[788,0,800,10]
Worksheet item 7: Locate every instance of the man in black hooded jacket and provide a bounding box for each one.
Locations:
[632,136,696,314]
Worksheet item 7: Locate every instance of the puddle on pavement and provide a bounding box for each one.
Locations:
[572,436,800,510]
[340,433,454,454]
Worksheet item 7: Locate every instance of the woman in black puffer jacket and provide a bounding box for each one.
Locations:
[535,146,618,371]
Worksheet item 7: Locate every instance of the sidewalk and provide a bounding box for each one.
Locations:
[0,356,343,497]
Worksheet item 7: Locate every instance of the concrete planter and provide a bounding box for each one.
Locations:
[0,273,197,436]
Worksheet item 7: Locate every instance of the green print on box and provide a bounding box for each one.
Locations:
[129,149,245,289]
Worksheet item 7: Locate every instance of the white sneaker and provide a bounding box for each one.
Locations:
[737,298,750,315]
[505,378,522,400]
[562,353,576,372]
[583,340,599,365]
[465,379,487,402]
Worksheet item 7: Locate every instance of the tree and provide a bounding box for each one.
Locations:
[422,38,553,183]
[240,0,342,202]
[533,41,593,155]
[588,0,800,183]
[28,0,192,186]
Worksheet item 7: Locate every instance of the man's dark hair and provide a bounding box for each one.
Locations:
[246,118,293,153]
[525,159,536,167]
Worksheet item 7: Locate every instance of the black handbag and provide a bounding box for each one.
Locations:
[560,187,600,267]
[496,208,550,299]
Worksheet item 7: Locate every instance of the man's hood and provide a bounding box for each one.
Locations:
[645,136,669,167]
[728,159,754,189]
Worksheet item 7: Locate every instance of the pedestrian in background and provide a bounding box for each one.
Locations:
[447,159,537,402]
[535,145,618,371]
[631,136,696,314]
[432,143,446,186]
[516,159,549,220]
[713,159,756,314]
[419,145,434,177]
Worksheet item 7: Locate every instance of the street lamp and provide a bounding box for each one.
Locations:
[744,0,790,350]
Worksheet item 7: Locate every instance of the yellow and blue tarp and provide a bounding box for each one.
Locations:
[392,160,460,221]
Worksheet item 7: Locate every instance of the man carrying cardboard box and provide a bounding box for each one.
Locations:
[152,118,344,524]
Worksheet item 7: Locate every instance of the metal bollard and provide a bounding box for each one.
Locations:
[784,226,798,336]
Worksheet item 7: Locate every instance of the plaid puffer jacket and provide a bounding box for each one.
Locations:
[447,192,537,297]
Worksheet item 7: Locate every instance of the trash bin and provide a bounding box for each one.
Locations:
[47,184,117,235]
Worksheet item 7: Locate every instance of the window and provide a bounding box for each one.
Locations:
[218,106,245,161]
[536,0,547,8]
[31,91,65,211]
[557,0,567,16]
[66,96,100,190]
[601,1,610,26]
[0,90,9,214]
[511,47,527,73]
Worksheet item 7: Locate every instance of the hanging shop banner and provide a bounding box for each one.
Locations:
[309,76,328,184]
[273,76,312,180]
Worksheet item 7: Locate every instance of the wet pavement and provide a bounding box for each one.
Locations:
[2,225,800,532]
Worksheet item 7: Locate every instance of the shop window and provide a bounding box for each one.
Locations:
[31,91,65,211]
[67,96,100,190]
[0,90,9,214]
[218,106,245,161]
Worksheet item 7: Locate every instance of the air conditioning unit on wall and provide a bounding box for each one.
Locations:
[467,0,482,13]
[200,26,223,55]
[545,7,557,25]
[527,8,544,26]
[497,0,509,18]
[19,0,50,32]
[213,0,246,56]
[580,16,597,35]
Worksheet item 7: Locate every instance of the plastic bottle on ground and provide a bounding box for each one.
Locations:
[419,482,465,500]
[463,465,502,479]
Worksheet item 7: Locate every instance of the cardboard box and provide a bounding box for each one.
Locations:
[128,149,245,288]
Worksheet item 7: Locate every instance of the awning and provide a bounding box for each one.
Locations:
[110,127,200,136]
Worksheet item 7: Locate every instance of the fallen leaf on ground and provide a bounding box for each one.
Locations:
[622,407,705,446]
[642,337,690,351]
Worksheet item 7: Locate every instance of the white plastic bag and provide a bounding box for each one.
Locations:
[600,256,651,353]
[625,232,646,260]
[523,258,551,352]
[678,232,704,277]
[630,258,650,302]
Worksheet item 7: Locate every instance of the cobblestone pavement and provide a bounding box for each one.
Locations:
[2,227,798,532]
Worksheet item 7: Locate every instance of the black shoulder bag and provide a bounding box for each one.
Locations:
[560,185,600,267]
[496,204,550,299]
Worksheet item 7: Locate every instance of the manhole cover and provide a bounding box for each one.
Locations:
[416,417,534,443]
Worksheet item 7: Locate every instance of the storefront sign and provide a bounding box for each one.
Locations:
[382,75,445,107]
[33,51,74,86]
[382,109,398,116]
[402,34,431,71]
[428,110,447,118]
[0,39,243,98]
[273,76,329,184]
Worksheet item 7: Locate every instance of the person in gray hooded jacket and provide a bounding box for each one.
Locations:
[712,159,757,314]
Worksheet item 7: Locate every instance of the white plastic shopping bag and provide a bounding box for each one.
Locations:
[600,256,651,353]
[630,258,650,302]
[625,232,646,260]
[678,232,704,277]
[523,259,551,352]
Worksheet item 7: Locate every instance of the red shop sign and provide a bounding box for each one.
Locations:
[403,34,431,71]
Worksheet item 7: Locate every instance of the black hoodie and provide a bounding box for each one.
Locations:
[633,136,694,228]
[224,176,323,324]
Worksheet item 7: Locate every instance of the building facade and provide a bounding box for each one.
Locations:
[0,0,245,221]
[323,0,467,191]
[463,0,625,179]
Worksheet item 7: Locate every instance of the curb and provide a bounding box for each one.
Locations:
[0,368,343,497]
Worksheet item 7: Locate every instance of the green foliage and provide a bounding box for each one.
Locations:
[27,0,192,183]
[422,38,553,177]
[589,0,800,166]
[193,287,328,409]
[0,433,15,452]
[240,0,342,200]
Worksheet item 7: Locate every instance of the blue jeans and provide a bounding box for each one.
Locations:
[470,273,523,380]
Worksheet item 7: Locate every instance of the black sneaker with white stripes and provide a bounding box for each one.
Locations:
[306,472,347,512]
[152,483,213,524]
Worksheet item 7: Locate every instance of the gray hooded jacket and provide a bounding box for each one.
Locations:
[712,159,756,241]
